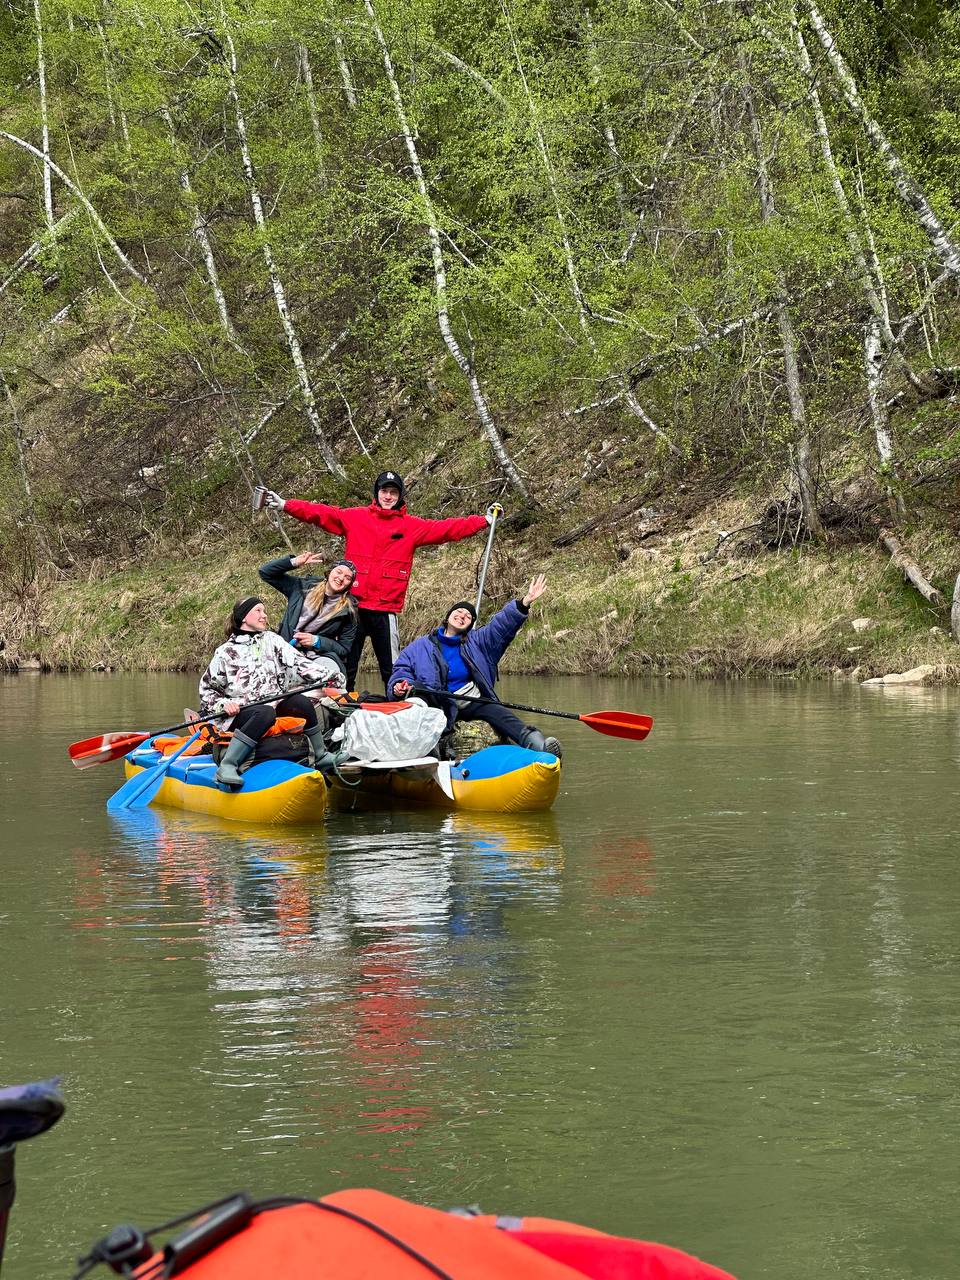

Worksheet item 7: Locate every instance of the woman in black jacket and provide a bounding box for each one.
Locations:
[258,553,359,676]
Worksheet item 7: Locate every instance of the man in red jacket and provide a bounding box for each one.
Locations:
[263,471,490,689]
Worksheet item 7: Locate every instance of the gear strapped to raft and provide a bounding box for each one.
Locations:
[71,1187,737,1280]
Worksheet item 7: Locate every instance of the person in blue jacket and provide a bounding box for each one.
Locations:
[389,574,562,757]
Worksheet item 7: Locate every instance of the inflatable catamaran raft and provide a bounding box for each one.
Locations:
[121,739,561,822]
[71,688,650,822]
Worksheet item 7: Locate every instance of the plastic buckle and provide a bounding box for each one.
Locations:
[89,1224,154,1274]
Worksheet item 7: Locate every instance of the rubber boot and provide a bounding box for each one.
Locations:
[215,730,256,788]
[522,727,563,759]
[305,723,337,772]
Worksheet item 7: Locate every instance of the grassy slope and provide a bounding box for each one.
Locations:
[4,495,957,680]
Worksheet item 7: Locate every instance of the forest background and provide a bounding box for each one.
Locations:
[1,0,959,679]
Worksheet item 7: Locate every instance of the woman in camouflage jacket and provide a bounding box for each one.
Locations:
[199,597,343,786]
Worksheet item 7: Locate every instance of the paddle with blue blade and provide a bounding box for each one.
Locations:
[106,729,204,813]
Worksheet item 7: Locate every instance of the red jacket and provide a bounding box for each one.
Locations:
[283,499,488,612]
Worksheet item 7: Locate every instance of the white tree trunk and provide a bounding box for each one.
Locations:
[96,19,130,149]
[130,6,241,348]
[512,6,678,455]
[506,12,593,341]
[952,573,960,643]
[864,319,894,467]
[743,76,824,540]
[33,0,54,232]
[0,208,79,298]
[362,0,528,496]
[0,130,145,282]
[164,108,243,350]
[1,366,53,560]
[222,28,344,479]
[804,1,960,276]
[331,22,357,108]
[622,385,680,455]
[431,43,508,108]
[792,12,893,343]
[299,44,328,186]
[880,529,944,607]
[583,8,625,207]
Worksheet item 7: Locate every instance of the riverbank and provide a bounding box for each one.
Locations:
[3,498,957,681]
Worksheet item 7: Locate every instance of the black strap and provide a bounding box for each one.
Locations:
[73,1195,460,1280]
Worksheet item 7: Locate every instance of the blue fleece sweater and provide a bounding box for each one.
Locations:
[436,629,471,690]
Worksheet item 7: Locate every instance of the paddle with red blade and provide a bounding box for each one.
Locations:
[411,689,653,741]
[67,676,341,770]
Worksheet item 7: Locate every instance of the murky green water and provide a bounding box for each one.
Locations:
[2,672,959,1278]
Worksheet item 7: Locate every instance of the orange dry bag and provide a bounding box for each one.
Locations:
[75,1189,737,1280]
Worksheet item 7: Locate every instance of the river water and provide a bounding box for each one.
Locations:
[2,672,958,1278]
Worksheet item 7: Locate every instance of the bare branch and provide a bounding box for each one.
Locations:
[0,131,145,283]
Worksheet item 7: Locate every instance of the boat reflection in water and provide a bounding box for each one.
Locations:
[102,804,565,1177]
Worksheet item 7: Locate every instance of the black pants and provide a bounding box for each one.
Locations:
[233,693,318,741]
[346,608,400,691]
[454,698,531,747]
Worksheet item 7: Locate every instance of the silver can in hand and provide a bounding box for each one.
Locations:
[251,485,268,512]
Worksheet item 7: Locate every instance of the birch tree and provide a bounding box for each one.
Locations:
[742,71,824,540]
[789,10,902,492]
[361,0,529,496]
[33,0,54,233]
[802,1,960,277]
[0,131,145,283]
[299,44,328,187]
[219,23,345,479]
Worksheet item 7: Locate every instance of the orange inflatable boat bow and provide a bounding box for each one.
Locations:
[75,1188,736,1280]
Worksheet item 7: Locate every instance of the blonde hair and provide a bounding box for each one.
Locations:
[305,570,357,619]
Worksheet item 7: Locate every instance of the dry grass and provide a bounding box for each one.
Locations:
[2,497,957,680]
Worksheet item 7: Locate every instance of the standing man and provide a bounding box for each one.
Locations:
[389,574,562,757]
[263,472,491,689]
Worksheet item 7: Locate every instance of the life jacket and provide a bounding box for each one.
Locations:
[329,690,413,715]
[153,717,307,756]
[86,1188,736,1280]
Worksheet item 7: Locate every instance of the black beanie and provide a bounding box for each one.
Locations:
[373,470,405,505]
[444,600,477,630]
[232,597,262,630]
[329,558,357,578]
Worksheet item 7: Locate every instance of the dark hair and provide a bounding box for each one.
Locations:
[225,596,263,638]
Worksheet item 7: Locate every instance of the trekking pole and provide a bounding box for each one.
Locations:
[475,503,503,615]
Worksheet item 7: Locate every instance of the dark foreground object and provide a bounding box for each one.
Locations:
[0,1079,65,1276]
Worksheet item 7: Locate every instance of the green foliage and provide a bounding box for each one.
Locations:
[1,0,958,586]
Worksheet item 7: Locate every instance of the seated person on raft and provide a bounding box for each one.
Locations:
[199,597,341,786]
[389,575,562,758]
[258,553,359,677]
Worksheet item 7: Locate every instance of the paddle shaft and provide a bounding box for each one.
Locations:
[414,686,592,724]
[108,730,203,811]
[137,676,334,741]
[0,1144,13,1273]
